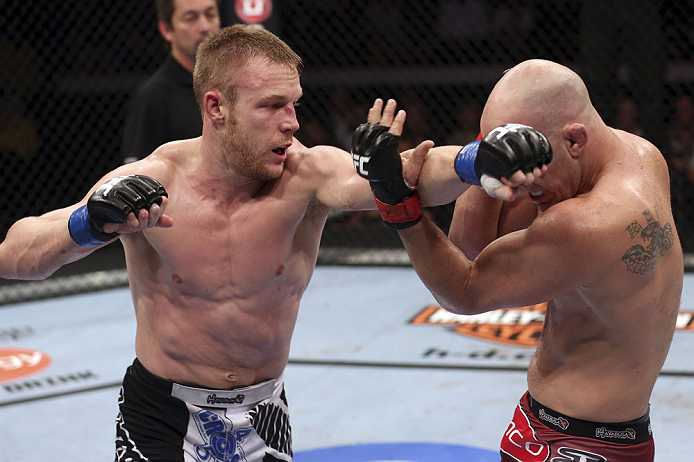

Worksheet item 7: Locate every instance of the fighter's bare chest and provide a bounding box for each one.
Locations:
[148,193,314,291]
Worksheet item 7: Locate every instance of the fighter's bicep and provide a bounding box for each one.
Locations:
[449,188,503,259]
[467,215,600,310]
[449,188,536,259]
[308,145,376,210]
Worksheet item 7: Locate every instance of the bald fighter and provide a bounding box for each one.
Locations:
[355,59,683,461]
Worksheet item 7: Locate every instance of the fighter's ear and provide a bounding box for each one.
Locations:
[203,90,225,125]
[564,123,587,159]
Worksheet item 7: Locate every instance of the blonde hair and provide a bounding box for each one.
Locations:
[193,24,303,111]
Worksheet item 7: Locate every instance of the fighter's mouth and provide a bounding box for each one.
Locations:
[272,143,292,156]
[530,190,543,197]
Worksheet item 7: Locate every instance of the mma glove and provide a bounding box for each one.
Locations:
[68,175,168,246]
[351,123,421,229]
[454,123,553,197]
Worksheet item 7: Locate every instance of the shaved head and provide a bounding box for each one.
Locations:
[482,60,599,139]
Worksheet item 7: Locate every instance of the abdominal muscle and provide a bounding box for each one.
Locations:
[527,343,654,423]
[526,294,668,422]
[132,281,302,390]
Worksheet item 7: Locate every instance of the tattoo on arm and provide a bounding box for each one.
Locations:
[622,208,675,274]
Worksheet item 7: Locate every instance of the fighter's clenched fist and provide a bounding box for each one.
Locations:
[454,123,553,198]
[68,175,169,246]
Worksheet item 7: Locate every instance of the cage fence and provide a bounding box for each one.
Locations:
[1,0,692,301]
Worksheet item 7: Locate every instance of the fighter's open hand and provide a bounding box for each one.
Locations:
[351,98,429,229]
[363,98,434,189]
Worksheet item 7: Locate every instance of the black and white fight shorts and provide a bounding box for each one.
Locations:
[115,358,292,462]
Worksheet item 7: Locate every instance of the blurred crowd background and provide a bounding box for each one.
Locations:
[2,0,693,273]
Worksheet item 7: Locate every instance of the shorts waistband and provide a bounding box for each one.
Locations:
[131,358,282,408]
[526,392,652,445]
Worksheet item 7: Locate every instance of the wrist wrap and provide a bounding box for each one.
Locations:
[68,205,111,247]
[454,141,482,186]
[374,194,422,229]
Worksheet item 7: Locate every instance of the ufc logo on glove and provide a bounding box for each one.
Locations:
[352,152,370,176]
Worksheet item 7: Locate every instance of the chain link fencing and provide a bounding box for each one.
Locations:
[1,0,693,300]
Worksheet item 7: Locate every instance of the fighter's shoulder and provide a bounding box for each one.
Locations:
[616,129,669,178]
[101,148,179,189]
[530,192,645,252]
[286,138,349,175]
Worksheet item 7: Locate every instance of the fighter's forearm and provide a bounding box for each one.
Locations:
[415,145,470,207]
[0,213,98,280]
[448,188,504,260]
[398,214,481,315]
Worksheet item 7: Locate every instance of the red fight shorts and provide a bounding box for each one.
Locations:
[500,392,654,462]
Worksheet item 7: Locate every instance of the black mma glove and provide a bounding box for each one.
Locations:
[351,123,421,229]
[68,175,168,246]
[454,123,552,196]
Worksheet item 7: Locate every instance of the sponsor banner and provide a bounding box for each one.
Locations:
[1,368,102,401]
[675,310,694,330]
[0,288,136,405]
[0,346,106,404]
[0,347,52,383]
[0,326,35,342]
[0,341,127,404]
[411,303,548,347]
[411,304,694,347]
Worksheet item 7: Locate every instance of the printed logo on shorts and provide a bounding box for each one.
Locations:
[207,393,245,405]
[192,409,252,462]
[595,426,636,440]
[552,446,606,462]
[538,408,569,430]
[500,404,550,462]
